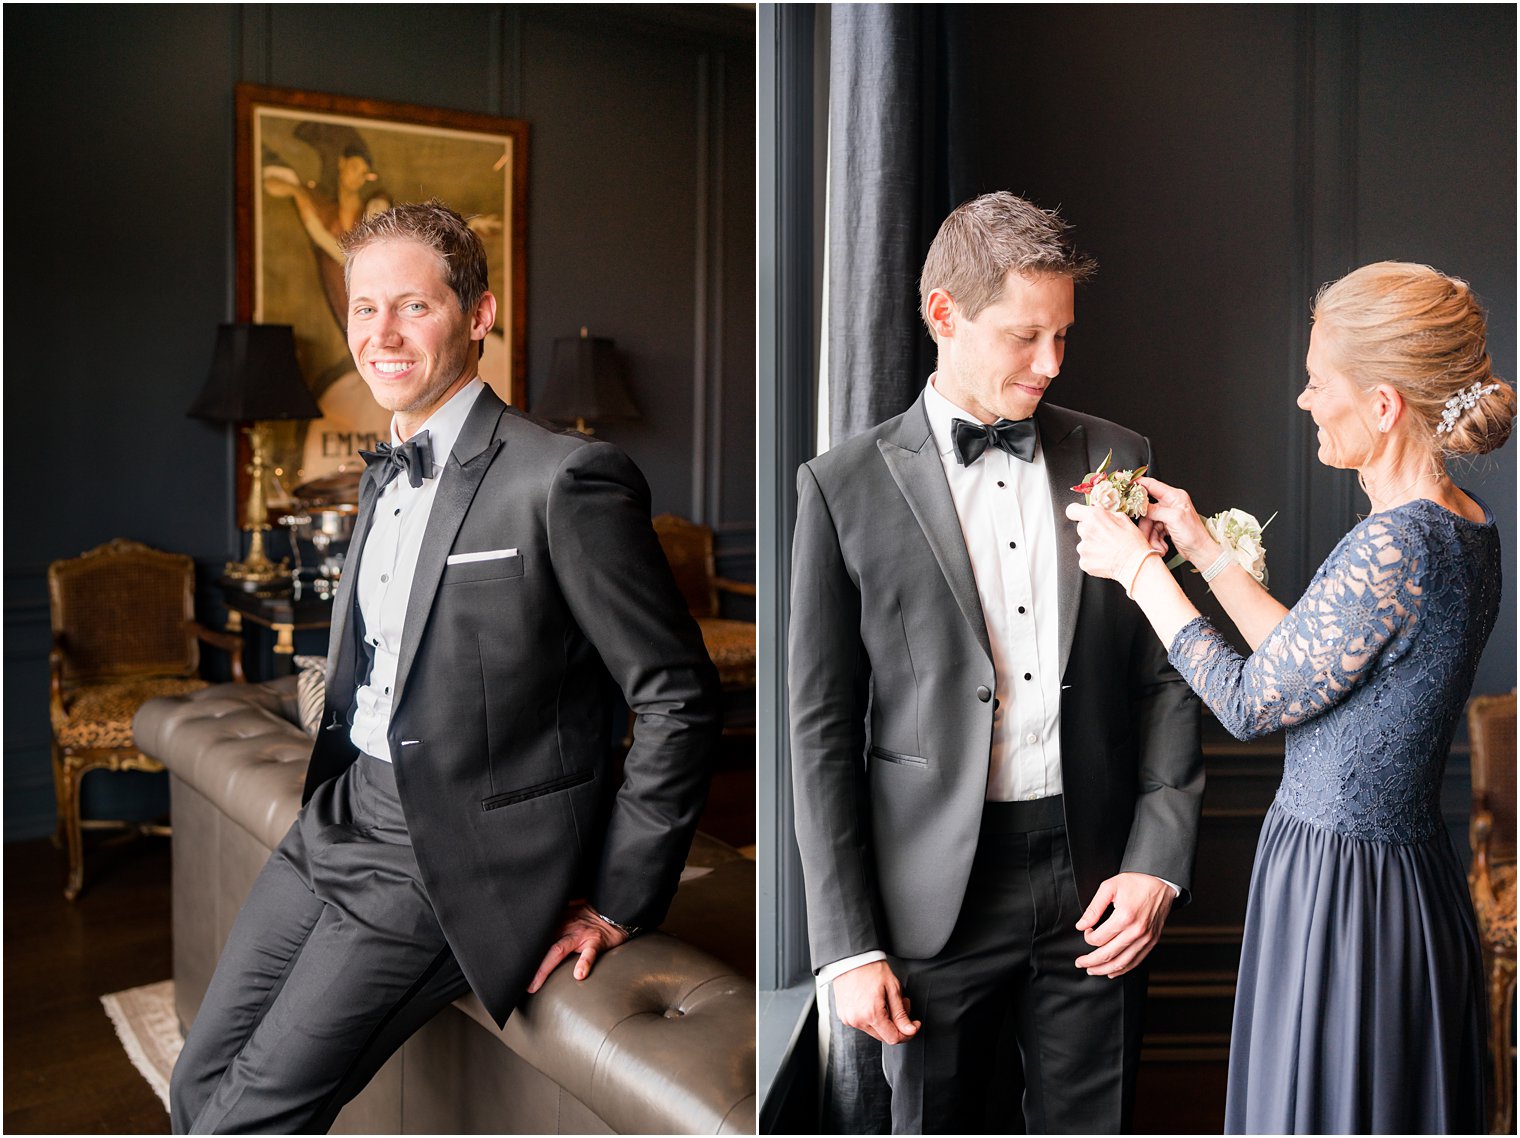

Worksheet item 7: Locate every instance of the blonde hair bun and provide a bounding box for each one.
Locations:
[1443,377,1516,457]
[1313,261,1513,457]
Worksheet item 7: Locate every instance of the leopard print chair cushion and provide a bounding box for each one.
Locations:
[1473,864,1517,957]
[54,677,209,749]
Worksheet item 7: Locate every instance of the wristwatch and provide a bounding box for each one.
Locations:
[593,909,641,939]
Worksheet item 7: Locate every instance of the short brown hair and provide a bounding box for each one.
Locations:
[1313,262,1514,458]
[340,198,490,316]
[919,192,1096,333]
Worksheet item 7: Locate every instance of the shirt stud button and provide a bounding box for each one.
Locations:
[1018,606,1027,614]
[976,686,992,703]
[1024,672,1032,681]
[1009,541,1017,550]
[394,508,401,516]
[997,481,1006,488]
[380,573,389,583]
[1026,732,1038,744]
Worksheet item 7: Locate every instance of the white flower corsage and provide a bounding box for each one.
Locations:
[1168,507,1276,585]
[1071,450,1149,520]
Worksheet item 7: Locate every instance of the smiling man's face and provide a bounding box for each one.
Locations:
[345,237,494,438]
[934,269,1074,424]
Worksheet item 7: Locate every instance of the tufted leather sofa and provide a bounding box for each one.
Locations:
[134,678,755,1134]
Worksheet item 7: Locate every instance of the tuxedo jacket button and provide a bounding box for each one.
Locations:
[976,686,992,702]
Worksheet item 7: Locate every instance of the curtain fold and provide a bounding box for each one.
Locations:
[826,4,950,447]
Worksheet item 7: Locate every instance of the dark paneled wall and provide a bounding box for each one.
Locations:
[3,4,755,840]
[948,2,1515,696]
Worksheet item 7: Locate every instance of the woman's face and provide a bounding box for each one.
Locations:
[1299,323,1375,469]
[339,155,374,193]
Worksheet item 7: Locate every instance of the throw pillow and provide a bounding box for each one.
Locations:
[293,655,327,737]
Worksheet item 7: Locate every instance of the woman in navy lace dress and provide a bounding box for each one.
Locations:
[1066,262,1514,1133]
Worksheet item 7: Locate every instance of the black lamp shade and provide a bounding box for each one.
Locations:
[189,323,321,423]
[535,334,640,425]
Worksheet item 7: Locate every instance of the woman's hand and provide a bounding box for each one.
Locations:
[262,164,302,199]
[1136,476,1221,568]
[1064,502,1155,581]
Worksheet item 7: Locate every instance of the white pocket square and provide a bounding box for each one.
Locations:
[446,548,519,565]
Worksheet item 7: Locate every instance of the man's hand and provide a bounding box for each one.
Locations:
[1074,872,1175,978]
[832,959,921,1045]
[526,900,628,994]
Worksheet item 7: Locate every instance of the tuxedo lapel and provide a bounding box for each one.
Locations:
[1038,408,1089,678]
[878,397,992,663]
[389,387,507,717]
[325,463,380,700]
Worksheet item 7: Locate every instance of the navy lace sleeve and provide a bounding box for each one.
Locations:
[1167,516,1427,741]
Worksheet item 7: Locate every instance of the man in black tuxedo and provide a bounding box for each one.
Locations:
[170,200,719,1133]
[789,192,1203,1133]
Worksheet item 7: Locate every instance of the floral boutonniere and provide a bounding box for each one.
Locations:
[1071,450,1149,520]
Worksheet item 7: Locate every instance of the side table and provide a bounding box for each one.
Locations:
[218,580,335,680]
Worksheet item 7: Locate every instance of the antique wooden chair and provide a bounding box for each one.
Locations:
[1467,690,1516,1135]
[48,538,244,899]
[652,515,756,729]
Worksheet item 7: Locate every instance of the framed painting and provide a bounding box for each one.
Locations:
[234,83,528,502]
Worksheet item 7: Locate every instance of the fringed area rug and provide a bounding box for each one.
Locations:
[101,980,180,1110]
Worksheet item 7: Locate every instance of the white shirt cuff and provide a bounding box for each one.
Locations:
[1158,877,1182,898]
[817,950,887,985]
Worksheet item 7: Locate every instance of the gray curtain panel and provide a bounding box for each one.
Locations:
[827,4,948,447]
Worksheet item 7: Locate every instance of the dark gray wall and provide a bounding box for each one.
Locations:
[3,3,755,840]
[946,2,1515,698]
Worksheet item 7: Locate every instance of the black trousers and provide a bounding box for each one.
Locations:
[169,756,471,1134]
[882,799,1147,1135]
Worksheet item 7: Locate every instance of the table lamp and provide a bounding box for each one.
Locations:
[189,323,321,587]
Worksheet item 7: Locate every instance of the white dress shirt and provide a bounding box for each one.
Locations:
[349,377,485,762]
[923,374,1065,803]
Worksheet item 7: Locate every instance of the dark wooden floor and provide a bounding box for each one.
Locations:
[2,764,756,1135]
[4,834,174,1134]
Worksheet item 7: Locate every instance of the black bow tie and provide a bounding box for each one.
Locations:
[951,417,1037,466]
[360,431,435,490]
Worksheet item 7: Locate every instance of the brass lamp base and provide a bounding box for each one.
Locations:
[226,421,291,587]
[223,552,290,589]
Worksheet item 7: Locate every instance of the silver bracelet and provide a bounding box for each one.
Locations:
[593,909,641,938]
[1200,548,1234,583]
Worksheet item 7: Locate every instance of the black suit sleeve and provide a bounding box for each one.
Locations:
[788,463,880,969]
[1118,438,1205,900]
[545,441,721,931]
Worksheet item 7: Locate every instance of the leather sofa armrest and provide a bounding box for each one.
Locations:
[134,678,311,850]
[454,932,755,1134]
